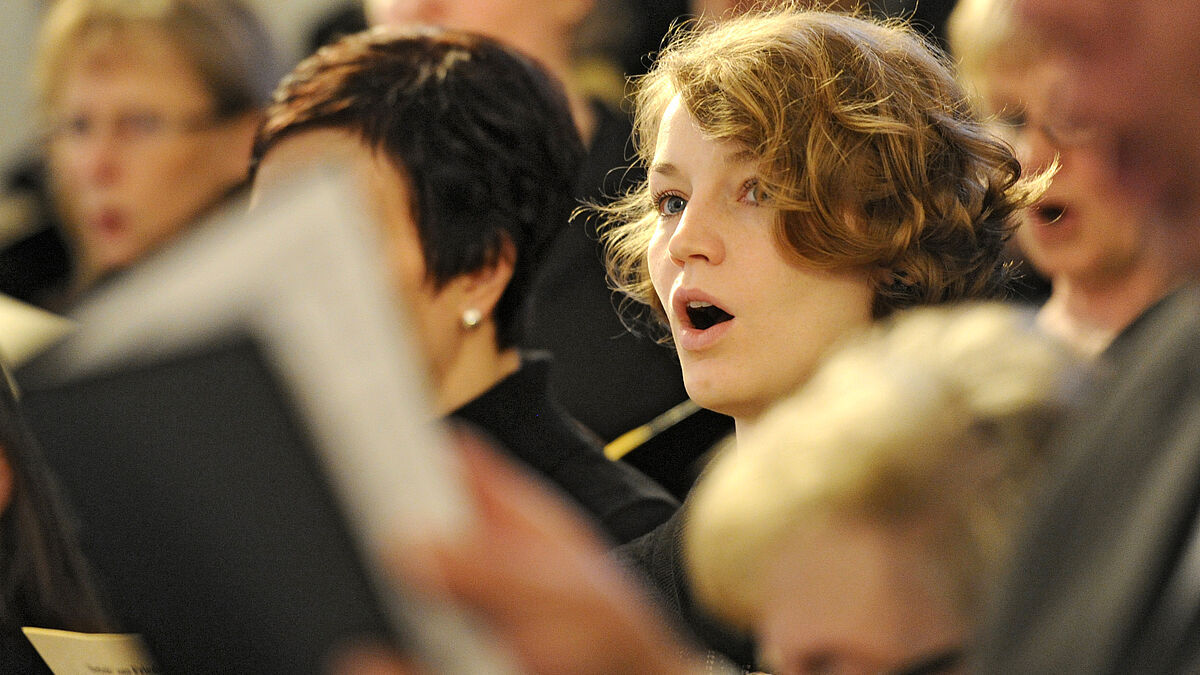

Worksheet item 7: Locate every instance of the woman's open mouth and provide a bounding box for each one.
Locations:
[673,293,736,352]
[686,300,734,330]
[90,208,127,238]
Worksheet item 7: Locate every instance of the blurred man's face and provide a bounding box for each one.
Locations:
[363,0,589,61]
[365,0,536,40]
[1014,0,1200,222]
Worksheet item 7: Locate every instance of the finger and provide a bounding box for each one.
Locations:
[326,644,418,675]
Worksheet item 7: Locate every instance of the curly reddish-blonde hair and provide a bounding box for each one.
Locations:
[603,6,1044,327]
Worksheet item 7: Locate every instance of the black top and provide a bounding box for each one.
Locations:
[975,285,1200,673]
[451,353,678,544]
[3,629,52,675]
[617,509,757,669]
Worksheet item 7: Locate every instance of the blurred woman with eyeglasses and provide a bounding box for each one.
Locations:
[34,0,281,301]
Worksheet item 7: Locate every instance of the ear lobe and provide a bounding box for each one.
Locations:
[458,238,517,321]
[874,265,902,287]
[558,0,595,27]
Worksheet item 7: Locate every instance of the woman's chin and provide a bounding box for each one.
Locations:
[684,386,763,426]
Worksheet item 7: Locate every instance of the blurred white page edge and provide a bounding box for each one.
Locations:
[45,163,468,547]
[0,295,73,367]
[29,164,520,674]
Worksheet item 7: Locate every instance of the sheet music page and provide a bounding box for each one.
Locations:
[35,163,469,548]
[21,628,157,675]
[27,164,520,674]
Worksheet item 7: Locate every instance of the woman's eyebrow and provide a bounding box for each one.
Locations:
[648,161,679,178]
[725,148,758,165]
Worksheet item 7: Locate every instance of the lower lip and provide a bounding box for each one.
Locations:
[674,318,733,352]
[90,211,126,238]
[1028,210,1078,244]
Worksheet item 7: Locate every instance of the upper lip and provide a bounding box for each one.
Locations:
[88,205,124,227]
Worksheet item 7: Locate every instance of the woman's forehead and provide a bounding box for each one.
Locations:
[70,22,182,68]
[48,25,210,104]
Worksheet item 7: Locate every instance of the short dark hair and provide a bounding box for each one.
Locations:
[254,27,584,349]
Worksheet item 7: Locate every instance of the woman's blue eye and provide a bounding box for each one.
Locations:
[743,180,770,205]
[118,113,167,137]
[657,193,687,216]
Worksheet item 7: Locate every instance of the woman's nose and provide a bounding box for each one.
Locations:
[378,0,442,24]
[53,122,125,188]
[666,196,726,266]
[76,135,123,187]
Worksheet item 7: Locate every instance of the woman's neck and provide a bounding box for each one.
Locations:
[733,413,766,440]
[1041,263,1184,356]
[433,333,522,415]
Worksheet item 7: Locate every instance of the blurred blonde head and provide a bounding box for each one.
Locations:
[35,0,278,119]
[946,0,1034,101]
[684,302,1083,631]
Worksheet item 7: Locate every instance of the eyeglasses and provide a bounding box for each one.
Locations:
[45,109,222,146]
[1040,115,1100,149]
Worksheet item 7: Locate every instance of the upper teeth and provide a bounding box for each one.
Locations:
[687,301,713,308]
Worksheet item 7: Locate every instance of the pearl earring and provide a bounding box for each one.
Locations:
[461,308,483,329]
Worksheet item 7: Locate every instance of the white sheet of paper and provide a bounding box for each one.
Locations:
[0,295,72,366]
[30,164,519,674]
[35,164,468,550]
[21,627,157,675]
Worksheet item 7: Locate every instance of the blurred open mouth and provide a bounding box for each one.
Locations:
[90,208,127,238]
[1032,203,1067,226]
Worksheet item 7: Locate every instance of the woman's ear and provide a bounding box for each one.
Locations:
[223,110,267,183]
[457,238,517,324]
[557,0,594,27]
[874,265,903,287]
